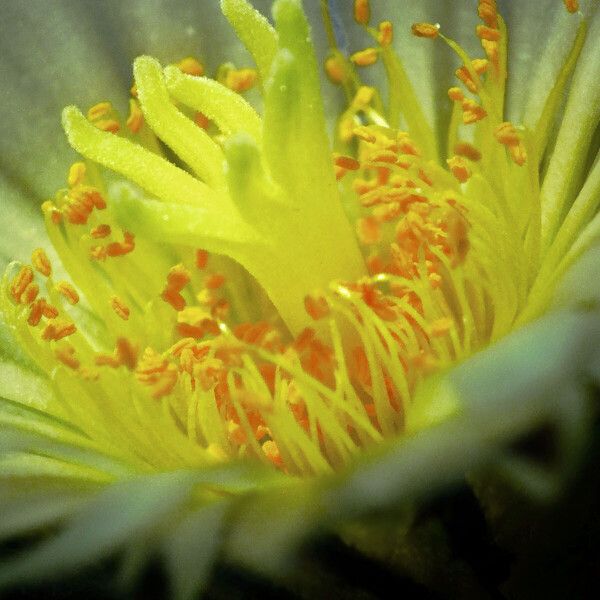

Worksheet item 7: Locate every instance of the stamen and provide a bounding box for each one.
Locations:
[377,21,393,47]
[447,156,471,183]
[67,162,86,187]
[454,142,482,162]
[476,25,501,42]
[90,224,111,239]
[175,56,204,77]
[161,264,191,311]
[563,0,579,13]
[55,344,80,370]
[126,99,144,134]
[351,48,379,67]
[10,266,33,303]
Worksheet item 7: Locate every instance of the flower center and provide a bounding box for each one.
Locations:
[1,0,592,476]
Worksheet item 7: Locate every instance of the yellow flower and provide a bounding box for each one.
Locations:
[0,0,599,596]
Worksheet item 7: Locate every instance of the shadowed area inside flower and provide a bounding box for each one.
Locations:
[0,0,599,596]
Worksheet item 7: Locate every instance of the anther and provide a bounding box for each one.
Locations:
[351,48,379,67]
[356,216,382,245]
[161,264,191,311]
[324,55,347,84]
[111,295,130,320]
[175,56,204,77]
[411,22,440,39]
[455,66,479,94]
[42,318,76,341]
[476,25,501,41]
[31,248,52,277]
[94,119,121,134]
[23,283,39,305]
[378,21,393,46]
[352,86,375,110]
[447,87,464,102]
[41,201,62,225]
[55,344,80,370]
[10,266,33,304]
[224,68,257,93]
[354,0,370,25]
[205,274,226,290]
[454,142,482,161]
[471,58,489,75]
[126,99,144,134]
[334,155,361,171]
[304,292,330,320]
[195,249,209,269]
[90,224,111,239]
[461,99,487,124]
[564,0,579,13]
[447,156,471,183]
[55,281,80,305]
[67,162,86,187]
[194,112,210,129]
[87,102,112,121]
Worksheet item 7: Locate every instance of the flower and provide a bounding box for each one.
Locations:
[1,0,599,597]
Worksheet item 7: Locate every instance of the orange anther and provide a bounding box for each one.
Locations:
[225,68,257,92]
[56,281,80,305]
[90,224,111,239]
[87,102,112,121]
[563,0,578,12]
[41,201,62,225]
[508,143,527,167]
[353,126,377,143]
[205,273,226,290]
[356,216,381,245]
[447,87,464,102]
[354,0,370,25]
[447,156,471,183]
[351,48,379,67]
[55,344,80,370]
[494,121,520,146]
[10,266,33,303]
[325,55,347,84]
[476,25,500,41]
[304,293,330,320]
[111,295,130,320]
[455,66,478,94]
[27,300,44,326]
[130,83,138,98]
[411,22,440,39]
[194,112,210,129]
[176,56,204,77]
[195,249,209,269]
[334,154,360,171]
[106,231,135,257]
[115,337,137,369]
[461,99,487,124]
[262,439,283,467]
[478,1,498,27]
[23,283,39,305]
[454,142,482,162]
[166,264,191,291]
[42,318,76,341]
[126,99,144,134]
[41,301,59,319]
[31,248,52,277]
[352,86,375,109]
[67,162,86,187]
[94,119,120,134]
[471,58,489,75]
[378,21,393,46]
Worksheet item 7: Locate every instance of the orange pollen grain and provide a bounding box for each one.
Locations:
[353,0,370,25]
[31,248,52,277]
[42,318,76,341]
[411,22,440,39]
[476,24,501,41]
[111,295,130,320]
[55,281,80,305]
[351,47,379,67]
